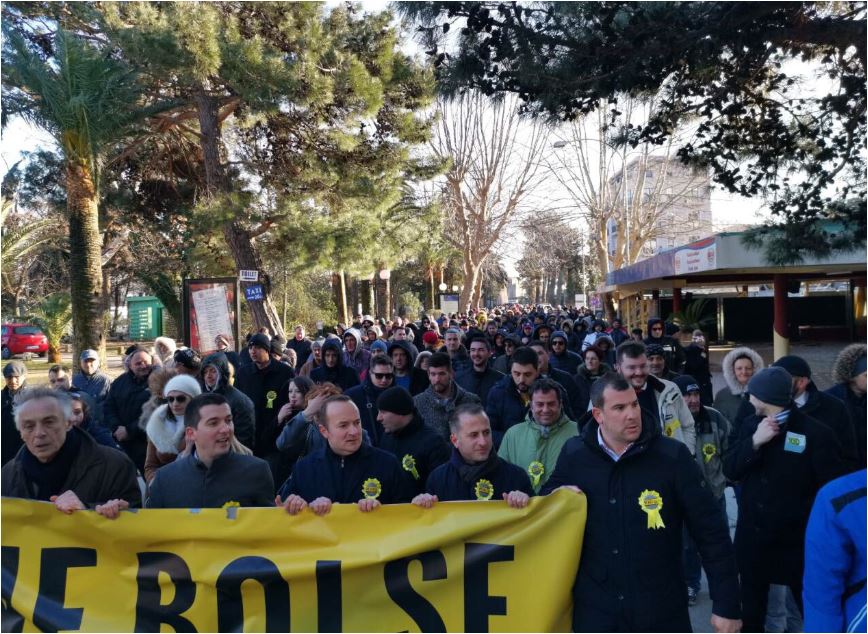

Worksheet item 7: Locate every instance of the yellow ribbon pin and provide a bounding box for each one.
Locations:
[362,478,382,500]
[221,500,240,509]
[663,419,681,437]
[638,489,666,529]
[474,479,494,501]
[528,461,545,488]
[402,454,420,480]
[702,443,717,463]
[266,390,277,409]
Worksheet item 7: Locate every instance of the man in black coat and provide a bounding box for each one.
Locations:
[310,338,360,391]
[644,317,686,373]
[455,336,504,407]
[200,352,256,450]
[2,361,27,466]
[414,403,533,507]
[528,341,582,420]
[344,354,395,446]
[285,324,313,371]
[104,347,153,473]
[146,393,274,508]
[387,340,428,396]
[375,387,450,495]
[277,395,414,515]
[542,374,742,633]
[771,355,859,469]
[485,347,541,446]
[234,334,294,457]
[723,367,846,632]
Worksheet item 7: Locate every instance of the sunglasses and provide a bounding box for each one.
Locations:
[372,372,394,380]
[551,341,566,346]
[166,395,189,404]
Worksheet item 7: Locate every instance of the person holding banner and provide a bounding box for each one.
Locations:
[146,393,274,509]
[277,395,414,515]
[542,374,742,633]
[2,387,140,519]
[413,403,533,508]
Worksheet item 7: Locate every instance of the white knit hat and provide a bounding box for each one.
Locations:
[163,374,202,398]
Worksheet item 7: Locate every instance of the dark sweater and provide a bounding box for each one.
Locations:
[146,451,274,508]
[425,449,534,501]
[377,415,451,495]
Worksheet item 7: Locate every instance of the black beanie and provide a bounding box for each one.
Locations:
[249,333,271,351]
[376,386,414,416]
[748,367,793,407]
[772,355,811,379]
[673,375,700,395]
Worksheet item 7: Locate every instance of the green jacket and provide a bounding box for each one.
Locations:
[498,411,579,493]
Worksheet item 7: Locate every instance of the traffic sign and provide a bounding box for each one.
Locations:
[244,285,264,301]
[239,270,259,282]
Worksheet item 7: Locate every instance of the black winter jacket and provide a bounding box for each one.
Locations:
[201,352,256,450]
[1,385,24,466]
[800,383,858,469]
[542,417,741,631]
[283,442,414,504]
[309,340,360,391]
[455,366,504,407]
[723,406,846,586]
[377,414,451,495]
[235,359,295,456]
[103,369,152,472]
[825,383,866,469]
[425,448,533,501]
[345,377,391,446]
[2,426,141,508]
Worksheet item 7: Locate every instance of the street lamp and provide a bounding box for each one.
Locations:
[438,283,447,292]
[451,285,459,292]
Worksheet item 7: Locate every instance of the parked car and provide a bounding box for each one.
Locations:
[1,323,48,359]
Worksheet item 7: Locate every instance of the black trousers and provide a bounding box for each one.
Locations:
[739,574,803,633]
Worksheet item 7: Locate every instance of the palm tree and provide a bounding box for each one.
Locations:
[2,27,157,365]
[1,190,55,316]
[30,292,72,363]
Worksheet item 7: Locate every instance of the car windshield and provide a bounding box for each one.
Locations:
[13,326,42,335]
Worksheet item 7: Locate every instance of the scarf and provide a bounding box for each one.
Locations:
[21,427,82,501]
[449,446,499,484]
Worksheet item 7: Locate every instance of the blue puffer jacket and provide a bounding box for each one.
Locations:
[803,470,866,633]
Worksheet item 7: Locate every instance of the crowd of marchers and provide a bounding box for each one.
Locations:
[2,304,865,633]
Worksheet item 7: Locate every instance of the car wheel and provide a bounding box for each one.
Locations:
[1,347,9,360]
[38,351,47,358]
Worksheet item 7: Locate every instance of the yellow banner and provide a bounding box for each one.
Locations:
[1,490,585,632]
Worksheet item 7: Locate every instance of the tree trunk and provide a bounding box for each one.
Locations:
[66,160,105,373]
[48,343,62,364]
[473,271,484,309]
[332,271,349,324]
[460,254,484,313]
[195,87,285,339]
[428,267,436,311]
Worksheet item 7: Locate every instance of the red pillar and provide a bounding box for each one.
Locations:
[672,287,683,314]
[773,274,789,359]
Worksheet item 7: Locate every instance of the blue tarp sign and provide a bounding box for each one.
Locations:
[244,285,264,301]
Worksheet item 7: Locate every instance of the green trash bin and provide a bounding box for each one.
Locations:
[127,296,165,341]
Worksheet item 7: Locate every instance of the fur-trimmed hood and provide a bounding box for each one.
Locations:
[832,343,867,386]
[145,404,184,455]
[721,346,765,395]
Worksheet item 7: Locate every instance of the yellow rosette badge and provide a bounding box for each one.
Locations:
[702,443,717,463]
[527,461,545,488]
[474,479,494,501]
[637,489,666,529]
[221,500,240,509]
[401,454,420,480]
[362,478,382,500]
[265,390,277,409]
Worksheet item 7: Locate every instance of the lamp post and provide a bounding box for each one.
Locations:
[378,269,391,318]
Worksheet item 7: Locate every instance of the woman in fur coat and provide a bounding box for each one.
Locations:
[712,346,764,424]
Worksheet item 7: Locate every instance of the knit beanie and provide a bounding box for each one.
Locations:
[249,333,271,351]
[422,331,439,346]
[270,339,285,356]
[747,367,793,407]
[645,343,665,358]
[370,340,388,355]
[163,374,202,398]
[551,330,568,343]
[772,355,811,379]
[376,386,414,416]
[673,375,700,395]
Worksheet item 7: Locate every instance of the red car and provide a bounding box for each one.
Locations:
[1,323,48,359]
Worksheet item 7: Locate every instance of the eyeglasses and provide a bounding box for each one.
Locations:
[166,395,189,404]
[372,372,394,380]
[551,341,566,346]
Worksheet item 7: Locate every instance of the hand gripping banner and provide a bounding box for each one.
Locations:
[1,490,585,632]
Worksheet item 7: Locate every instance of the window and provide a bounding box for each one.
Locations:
[13,326,42,335]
